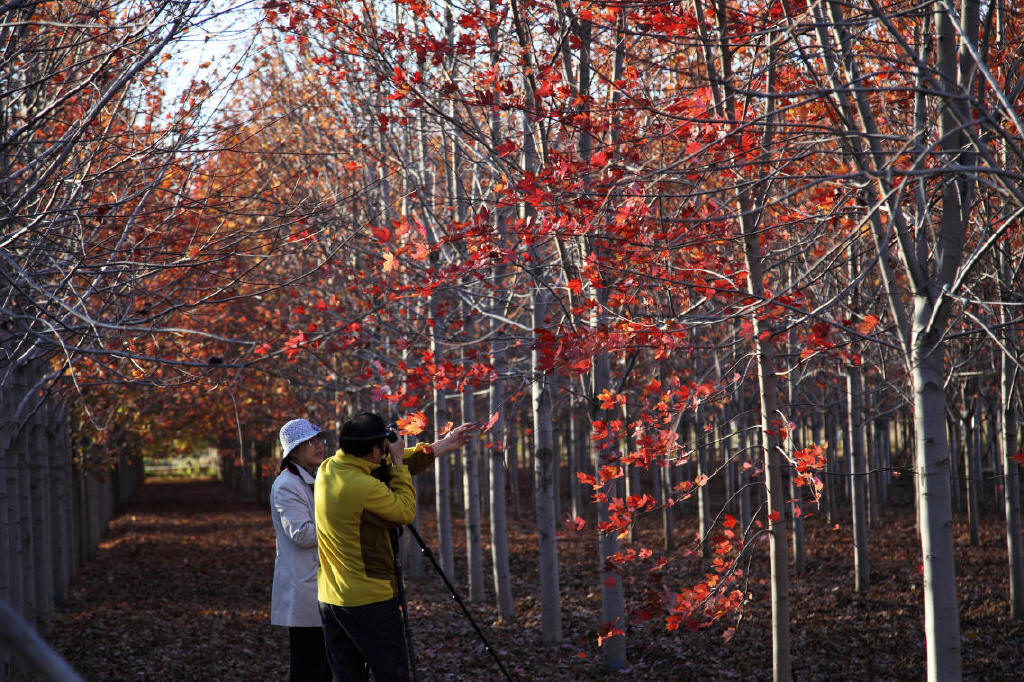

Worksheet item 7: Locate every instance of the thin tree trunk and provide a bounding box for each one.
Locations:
[967,406,981,546]
[788,424,805,575]
[738,129,791,681]
[532,288,562,643]
[948,414,962,514]
[825,406,838,525]
[488,331,514,620]
[29,401,53,632]
[847,364,870,593]
[785,339,804,574]
[738,400,752,531]
[510,420,520,521]
[999,244,1024,617]
[462,388,484,601]
[18,389,37,628]
[591,347,627,668]
[866,418,879,527]
[433,394,454,577]
[697,406,712,560]
[1,379,18,620]
[570,409,583,520]
[913,304,962,679]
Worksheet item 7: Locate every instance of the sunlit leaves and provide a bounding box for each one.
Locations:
[396,411,428,435]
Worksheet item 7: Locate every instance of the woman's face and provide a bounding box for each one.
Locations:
[291,435,326,471]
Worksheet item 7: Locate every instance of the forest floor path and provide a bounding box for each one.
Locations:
[49,476,1023,680]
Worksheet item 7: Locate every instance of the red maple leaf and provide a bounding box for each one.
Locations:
[481,411,500,432]
[396,411,427,435]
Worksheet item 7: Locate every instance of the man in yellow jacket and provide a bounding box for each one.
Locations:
[315,411,475,681]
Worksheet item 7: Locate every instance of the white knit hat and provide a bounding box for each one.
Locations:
[279,418,322,458]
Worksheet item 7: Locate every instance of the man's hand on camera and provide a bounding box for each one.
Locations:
[431,423,477,456]
[387,437,404,466]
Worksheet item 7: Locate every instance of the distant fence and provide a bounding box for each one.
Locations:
[1,359,144,679]
[217,440,277,507]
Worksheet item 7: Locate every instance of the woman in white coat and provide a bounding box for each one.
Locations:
[271,418,331,681]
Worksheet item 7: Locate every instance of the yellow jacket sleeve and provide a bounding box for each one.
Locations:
[403,443,437,476]
[362,464,416,526]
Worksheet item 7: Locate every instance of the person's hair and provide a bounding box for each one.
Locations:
[339,412,388,457]
[279,455,299,475]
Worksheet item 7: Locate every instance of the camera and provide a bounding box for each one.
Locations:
[385,422,399,443]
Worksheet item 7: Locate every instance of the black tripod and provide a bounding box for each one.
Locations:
[392,524,514,682]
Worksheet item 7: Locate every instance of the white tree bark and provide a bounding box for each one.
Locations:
[1000,358,1023,618]
[17,377,37,628]
[912,302,961,680]
[483,61,514,611]
[847,365,870,593]
[966,407,982,546]
[742,214,791,682]
[532,288,562,643]
[696,406,712,560]
[29,405,54,632]
[998,245,1023,618]
[433,386,454,578]
[50,405,72,604]
[488,340,515,620]
[0,370,15,626]
[462,388,484,601]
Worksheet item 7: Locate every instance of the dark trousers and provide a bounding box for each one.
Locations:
[319,598,409,681]
[288,626,332,682]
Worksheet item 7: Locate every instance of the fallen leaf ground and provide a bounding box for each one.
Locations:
[48,477,1024,681]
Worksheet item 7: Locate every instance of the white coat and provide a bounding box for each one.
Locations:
[270,465,321,627]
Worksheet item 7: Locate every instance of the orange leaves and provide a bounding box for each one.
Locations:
[396,411,427,435]
[791,443,827,501]
[514,172,551,208]
[597,511,632,539]
[564,514,586,531]
[802,320,834,356]
[598,464,623,484]
[793,443,826,473]
[457,11,480,30]
[596,623,625,647]
[857,313,881,335]
[481,410,500,432]
[495,139,519,158]
[407,241,429,261]
[597,388,625,410]
[625,493,657,512]
[608,547,654,570]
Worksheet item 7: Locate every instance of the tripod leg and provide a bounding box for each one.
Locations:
[406,525,513,681]
[391,529,418,682]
